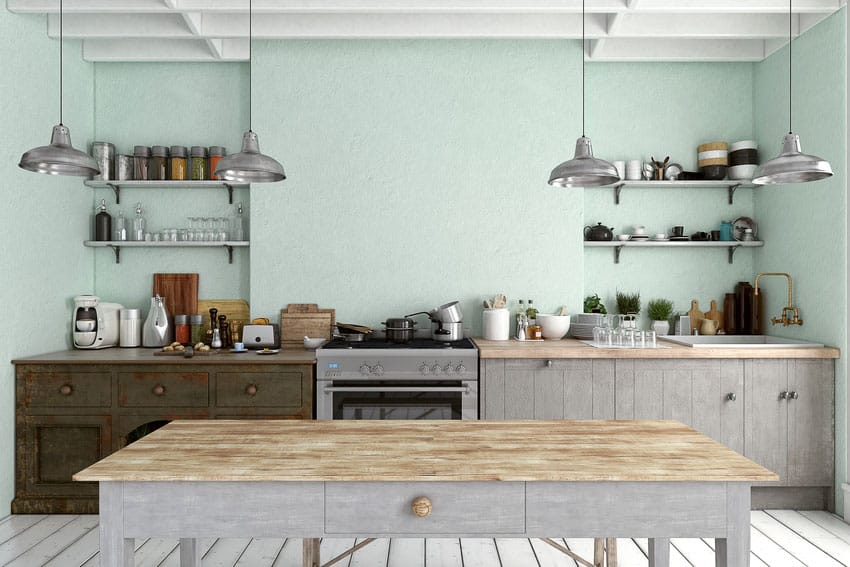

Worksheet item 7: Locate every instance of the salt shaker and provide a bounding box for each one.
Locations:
[211,328,222,349]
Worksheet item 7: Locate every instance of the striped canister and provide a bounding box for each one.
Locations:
[697,141,728,180]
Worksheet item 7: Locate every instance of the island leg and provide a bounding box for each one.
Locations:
[99,482,134,566]
[648,538,670,567]
[179,538,200,567]
[304,538,321,567]
[715,483,750,567]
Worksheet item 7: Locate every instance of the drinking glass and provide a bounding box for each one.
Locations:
[645,330,657,348]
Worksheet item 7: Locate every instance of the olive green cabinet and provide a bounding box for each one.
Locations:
[14,361,313,514]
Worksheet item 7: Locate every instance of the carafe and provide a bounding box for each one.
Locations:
[142,295,171,347]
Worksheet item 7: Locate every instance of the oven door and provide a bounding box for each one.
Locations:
[317,380,478,420]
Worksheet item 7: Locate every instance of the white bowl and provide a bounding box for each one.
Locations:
[729,140,758,152]
[303,336,328,350]
[616,234,630,241]
[537,314,571,340]
[728,164,758,180]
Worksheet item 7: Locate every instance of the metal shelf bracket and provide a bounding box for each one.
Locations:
[614,245,624,264]
[106,183,121,204]
[613,183,625,205]
[225,245,234,264]
[727,244,741,264]
[224,184,234,204]
[727,183,741,205]
[109,245,121,264]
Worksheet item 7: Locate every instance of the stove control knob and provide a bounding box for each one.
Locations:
[372,364,384,376]
[418,363,429,375]
[431,364,442,375]
[443,364,454,375]
[455,363,466,375]
[359,364,371,375]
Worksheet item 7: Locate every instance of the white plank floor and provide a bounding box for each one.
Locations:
[0,510,848,566]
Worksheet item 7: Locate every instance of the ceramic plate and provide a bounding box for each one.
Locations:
[256,349,280,355]
[230,348,249,353]
[670,236,689,241]
[651,237,670,241]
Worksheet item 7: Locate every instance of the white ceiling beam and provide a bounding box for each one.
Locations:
[82,38,248,61]
[48,14,195,38]
[588,38,767,61]
[612,14,799,38]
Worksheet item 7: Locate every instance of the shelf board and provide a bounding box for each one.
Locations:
[584,240,763,264]
[83,240,248,264]
[84,180,249,204]
[600,179,755,205]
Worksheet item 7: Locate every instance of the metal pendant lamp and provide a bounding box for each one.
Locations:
[215,0,285,183]
[19,0,100,177]
[548,0,618,188]
[752,0,832,185]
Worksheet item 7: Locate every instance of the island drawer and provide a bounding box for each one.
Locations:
[24,371,111,408]
[215,371,304,408]
[118,372,209,407]
[324,481,525,535]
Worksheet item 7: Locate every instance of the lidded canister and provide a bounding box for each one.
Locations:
[91,141,115,181]
[133,145,152,180]
[169,145,188,180]
[190,146,208,180]
[209,146,226,180]
[190,314,205,344]
[150,145,169,181]
[174,314,190,345]
[119,308,142,347]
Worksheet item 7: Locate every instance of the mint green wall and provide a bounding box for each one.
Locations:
[753,8,847,513]
[0,8,94,510]
[91,63,250,309]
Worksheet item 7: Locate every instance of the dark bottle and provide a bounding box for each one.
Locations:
[723,293,737,335]
[94,199,112,241]
[735,282,754,335]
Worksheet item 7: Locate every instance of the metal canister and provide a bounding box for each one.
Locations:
[209,146,226,180]
[150,145,169,180]
[116,155,134,180]
[169,145,188,180]
[190,146,208,180]
[133,146,152,180]
[91,142,115,181]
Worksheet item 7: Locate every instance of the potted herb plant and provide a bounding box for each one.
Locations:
[647,298,674,335]
[615,291,641,328]
[583,294,607,314]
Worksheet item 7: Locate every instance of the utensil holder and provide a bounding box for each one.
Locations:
[482,308,510,341]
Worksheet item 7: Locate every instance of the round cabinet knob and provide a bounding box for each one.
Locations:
[431,364,442,375]
[455,363,466,375]
[443,364,454,375]
[419,364,430,375]
[59,384,73,396]
[546,360,553,368]
[359,364,371,376]
[245,384,258,396]
[726,392,737,401]
[372,364,384,376]
[412,496,432,517]
[152,384,166,396]
[788,391,799,400]
[779,391,789,400]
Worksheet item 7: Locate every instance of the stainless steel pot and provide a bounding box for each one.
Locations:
[382,317,416,344]
[432,320,463,342]
[435,301,463,323]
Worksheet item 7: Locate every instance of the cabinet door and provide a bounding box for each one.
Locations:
[744,360,788,484]
[787,359,834,486]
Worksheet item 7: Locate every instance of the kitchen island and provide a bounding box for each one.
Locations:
[474,337,838,511]
[74,418,776,567]
[12,349,315,513]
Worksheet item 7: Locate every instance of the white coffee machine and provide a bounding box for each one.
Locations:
[73,295,123,349]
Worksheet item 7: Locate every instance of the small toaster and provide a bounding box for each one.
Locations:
[242,324,279,348]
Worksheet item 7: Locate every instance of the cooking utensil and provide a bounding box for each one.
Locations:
[435,301,463,323]
[704,299,724,332]
[280,304,335,349]
[687,300,703,334]
[732,217,758,241]
[493,294,507,309]
[432,320,463,342]
[383,317,417,343]
[153,273,199,324]
[336,323,373,334]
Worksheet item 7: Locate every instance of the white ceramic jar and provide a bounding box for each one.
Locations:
[482,308,510,341]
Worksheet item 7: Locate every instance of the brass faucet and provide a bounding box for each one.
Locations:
[753,272,803,326]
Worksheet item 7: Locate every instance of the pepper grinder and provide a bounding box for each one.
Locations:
[218,314,230,348]
[205,307,218,345]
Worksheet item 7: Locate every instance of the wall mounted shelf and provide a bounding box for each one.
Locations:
[602,180,755,205]
[584,240,763,264]
[83,240,249,264]
[84,180,248,205]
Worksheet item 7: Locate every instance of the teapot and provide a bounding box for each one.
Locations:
[584,222,614,241]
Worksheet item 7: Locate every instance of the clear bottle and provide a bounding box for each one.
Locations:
[132,202,146,241]
[113,210,127,241]
[526,299,537,325]
[516,299,526,323]
[232,202,245,241]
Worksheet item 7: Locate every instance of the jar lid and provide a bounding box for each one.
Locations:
[152,145,169,157]
[133,145,152,157]
[92,141,116,152]
[209,146,226,156]
[190,314,205,324]
[174,314,189,324]
[170,145,188,157]
[190,146,208,157]
[120,308,142,319]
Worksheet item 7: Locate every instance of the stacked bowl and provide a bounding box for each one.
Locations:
[570,313,604,340]
[697,141,728,180]
[728,140,759,180]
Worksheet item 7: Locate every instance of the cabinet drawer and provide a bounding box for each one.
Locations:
[25,371,111,408]
[216,372,303,408]
[118,372,208,407]
[325,482,525,535]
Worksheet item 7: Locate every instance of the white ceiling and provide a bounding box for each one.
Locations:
[7,0,847,62]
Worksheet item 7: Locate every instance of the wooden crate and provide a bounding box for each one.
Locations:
[280,304,335,349]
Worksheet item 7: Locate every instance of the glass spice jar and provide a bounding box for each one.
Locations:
[190,146,208,180]
[209,146,226,180]
[190,314,205,345]
[169,145,188,180]
[133,145,151,180]
[174,314,190,345]
[150,145,169,180]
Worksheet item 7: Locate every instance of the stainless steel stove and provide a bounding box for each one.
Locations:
[315,337,478,420]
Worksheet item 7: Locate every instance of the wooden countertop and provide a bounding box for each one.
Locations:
[472,338,840,359]
[74,419,777,483]
[12,348,316,365]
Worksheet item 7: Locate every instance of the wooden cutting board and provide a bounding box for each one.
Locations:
[153,273,199,319]
[280,304,335,349]
[704,300,724,331]
[687,300,703,332]
[197,300,250,324]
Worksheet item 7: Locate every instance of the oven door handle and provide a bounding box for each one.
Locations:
[322,385,470,394]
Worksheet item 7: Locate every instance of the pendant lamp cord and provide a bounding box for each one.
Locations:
[249,0,253,132]
[788,0,792,134]
[581,0,585,137]
[59,0,63,125]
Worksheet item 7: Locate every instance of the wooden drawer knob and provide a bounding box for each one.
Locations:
[245,384,258,396]
[59,384,73,396]
[152,384,166,396]
[412,496,432,517]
